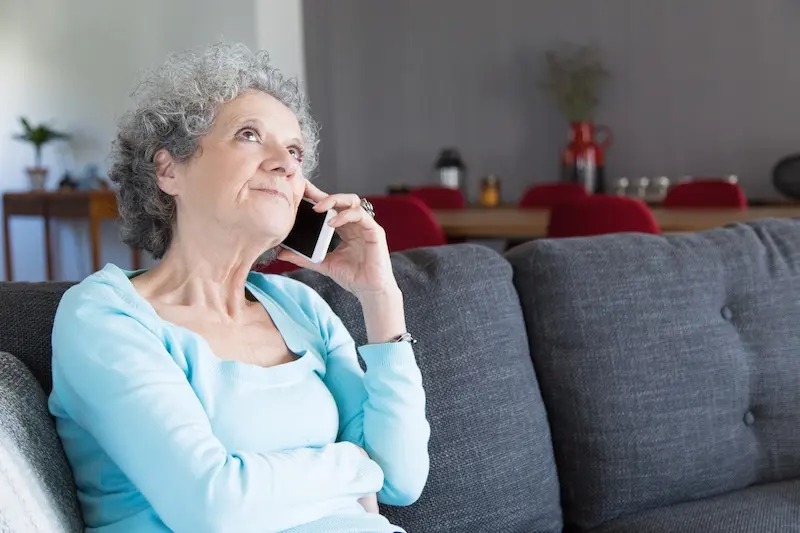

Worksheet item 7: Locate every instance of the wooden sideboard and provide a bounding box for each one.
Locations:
[3,190,140,281]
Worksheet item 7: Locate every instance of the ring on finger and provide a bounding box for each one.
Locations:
[360,198,375,218]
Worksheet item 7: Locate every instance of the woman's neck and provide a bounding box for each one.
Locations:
[136,234,267,319]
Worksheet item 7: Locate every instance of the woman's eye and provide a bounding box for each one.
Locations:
[238,129,259,142]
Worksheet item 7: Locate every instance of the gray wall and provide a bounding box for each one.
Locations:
[303,0,800,203]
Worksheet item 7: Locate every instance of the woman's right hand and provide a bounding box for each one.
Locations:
[354,445,380,513]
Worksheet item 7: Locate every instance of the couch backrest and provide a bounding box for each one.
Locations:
[0,244,562,533]
[507,218,800,530]
[0,282,73,393]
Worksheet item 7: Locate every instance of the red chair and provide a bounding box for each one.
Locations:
[662,179,747,209]
[366,195,448,252]
[256,260,299,275]
[504,182,590,250]
[547,195,661,238]
[409,186,466,210]
[519,182,588,208]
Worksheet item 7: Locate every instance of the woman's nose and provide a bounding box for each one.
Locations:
[262,145,298,178]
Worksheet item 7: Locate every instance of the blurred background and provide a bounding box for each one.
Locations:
[2,0,799,281]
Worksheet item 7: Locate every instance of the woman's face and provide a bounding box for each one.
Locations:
[157,90,307,247]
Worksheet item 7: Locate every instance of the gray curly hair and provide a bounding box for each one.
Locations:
[109,41,320,260]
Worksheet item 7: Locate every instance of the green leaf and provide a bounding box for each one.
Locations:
[13,117,69,168]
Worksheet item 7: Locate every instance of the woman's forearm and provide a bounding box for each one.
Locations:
[358,286,407,344]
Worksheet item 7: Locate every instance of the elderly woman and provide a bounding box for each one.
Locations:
[48,42,430,533]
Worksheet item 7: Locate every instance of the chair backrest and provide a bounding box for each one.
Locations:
[519,182,588,209]
[409,186,466,210]
[663,179,747,209]
[366,195,448,252]
[254,261,300,275]
[547,195,661,238]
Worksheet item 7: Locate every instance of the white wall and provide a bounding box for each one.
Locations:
[0,0,306,281]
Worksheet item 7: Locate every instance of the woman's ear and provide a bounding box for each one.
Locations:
[154,149,178,196]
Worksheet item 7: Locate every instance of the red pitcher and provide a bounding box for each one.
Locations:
[560,122,613,194]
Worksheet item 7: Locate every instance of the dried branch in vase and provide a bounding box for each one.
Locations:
[540,43,610,123]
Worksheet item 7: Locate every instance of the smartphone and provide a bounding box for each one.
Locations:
[281,198,337,263]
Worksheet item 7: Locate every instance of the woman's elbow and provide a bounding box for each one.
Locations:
[380,466,429,506]
[386,486,425,507]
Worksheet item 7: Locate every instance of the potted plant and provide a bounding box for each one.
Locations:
[13,117,69,190]
[540,43,612,194]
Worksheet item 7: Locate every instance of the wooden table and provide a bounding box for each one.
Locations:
[3,190,141,281]
[432,206,800,239]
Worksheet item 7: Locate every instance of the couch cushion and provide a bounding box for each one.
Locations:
[0,351,83,532]
[506,218,800,531]
[290,244,562,533]
[591,479,800,533]
[0,282,74,393]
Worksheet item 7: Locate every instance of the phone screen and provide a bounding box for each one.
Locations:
[282,199,329,259]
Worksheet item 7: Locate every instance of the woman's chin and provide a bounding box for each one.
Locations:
[248,205,294,237]
[249,223,291,248]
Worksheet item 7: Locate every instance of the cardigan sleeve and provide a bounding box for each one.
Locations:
[312,291,431,506]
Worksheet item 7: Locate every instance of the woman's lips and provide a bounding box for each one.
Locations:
[254,188,289,204]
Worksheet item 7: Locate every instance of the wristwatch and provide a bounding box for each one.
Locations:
[392,332,418,344]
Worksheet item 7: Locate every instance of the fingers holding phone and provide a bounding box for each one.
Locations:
[277,180,398,298]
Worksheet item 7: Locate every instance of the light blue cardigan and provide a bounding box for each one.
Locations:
[49,264,429,533]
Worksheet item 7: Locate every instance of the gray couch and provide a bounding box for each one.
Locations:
[2,218,800,533]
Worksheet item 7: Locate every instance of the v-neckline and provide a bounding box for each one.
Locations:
[104,264,316,383]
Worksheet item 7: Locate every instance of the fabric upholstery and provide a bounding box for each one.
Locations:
[409,186,466,210]
[289,244,562,533]
[507,218,800,530]
[519,182,588,208]
[0,282,74,393]
[0,351,83,532]
[364,196,448,252]
[591,479,800,533]
[546,195,660,238]
[663,179,748,209]
[254,260,300,275]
